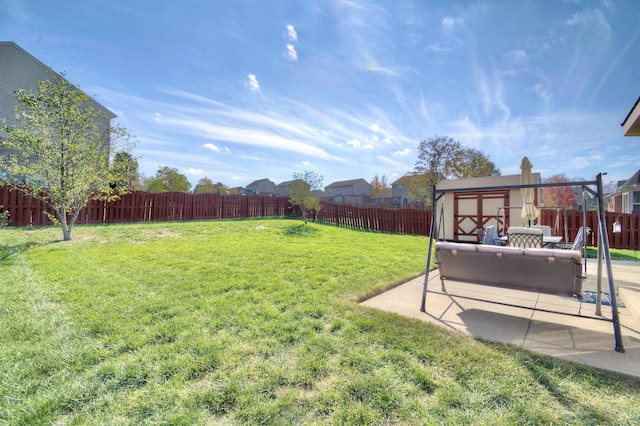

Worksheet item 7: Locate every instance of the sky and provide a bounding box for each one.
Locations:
[1,0,639,190]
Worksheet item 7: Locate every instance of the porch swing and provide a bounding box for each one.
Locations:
[419,173,625,353]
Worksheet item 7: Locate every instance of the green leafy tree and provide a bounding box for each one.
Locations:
[194,177,227,194]
[289,170,323,224]
[144,166,191,193]
[0,73,134,240]
[370,174,389,195]
[194,176,216,194]
[110,151,139,189]
[406,135,500,206]
[452,147,501,179]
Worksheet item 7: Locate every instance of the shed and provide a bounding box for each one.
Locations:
[435,174,541,242]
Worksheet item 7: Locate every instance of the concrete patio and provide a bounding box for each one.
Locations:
[362,259,640,379]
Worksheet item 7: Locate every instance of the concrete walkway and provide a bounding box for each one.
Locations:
[361,259,640,379]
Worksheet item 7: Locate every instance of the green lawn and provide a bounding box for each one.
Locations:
[1,219,639,425]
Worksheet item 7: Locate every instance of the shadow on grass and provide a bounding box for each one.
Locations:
[283,223,318,237]
[0,241,45,261]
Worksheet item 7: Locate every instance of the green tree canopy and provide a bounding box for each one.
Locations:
[111,151,139,189]
[289,170,323,224]
[194,177,227,194]
[452,147,501,179]
[0,72,135,240]
[406,135,500,206]
[145,166,191,193]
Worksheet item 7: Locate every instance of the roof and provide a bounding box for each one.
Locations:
[276,180,296,187]
[246,178,274,187]
[392,176,411,185]
[372,188,393,199]
[619,169,640,190]
[436,173,541,190]
[325,178,369,188]
[621,96,640,136]
[0,41,116,120]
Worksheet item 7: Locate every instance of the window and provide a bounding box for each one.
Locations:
[633,191,640,214]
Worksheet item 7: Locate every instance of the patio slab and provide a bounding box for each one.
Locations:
[361,259,640,379]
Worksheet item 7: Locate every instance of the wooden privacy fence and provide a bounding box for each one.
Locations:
[539,209,639,251]
[0,186,291,226]
[316,202,431,236]
[1,185,638,249]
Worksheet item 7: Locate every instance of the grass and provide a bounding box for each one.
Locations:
[587,246,640,262]
[1,219,639,425]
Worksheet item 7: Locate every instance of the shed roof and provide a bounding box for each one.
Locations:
[436,173,541,190]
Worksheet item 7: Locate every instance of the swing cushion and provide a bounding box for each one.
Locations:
[435,241,583,297]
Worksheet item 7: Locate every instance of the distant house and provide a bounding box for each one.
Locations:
[607,170,640,214]
[0,41,116,169]
[324,178,372,204]
[274,180,297,196]
[245,178,276,195]
[391,176,415,205]
[621,96,640,136]
[371,187,394,205]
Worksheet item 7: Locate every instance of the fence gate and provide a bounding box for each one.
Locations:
[453,190,510,241]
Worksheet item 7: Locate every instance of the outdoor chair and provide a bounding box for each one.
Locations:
[571,227,591,251]
[507,226,543,248]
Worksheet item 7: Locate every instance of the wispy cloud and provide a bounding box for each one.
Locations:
[184,168,204,175]
[203,143,219,151]
[393,148,411,156]
[442,16,463,28]
[286,24,297,41]
[166,118,341,161]
[286,44,298,61]
[246,74,260,91]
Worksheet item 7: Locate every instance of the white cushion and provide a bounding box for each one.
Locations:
[477,244,523,255]
[435,241,477,252]
[507,226,543,235]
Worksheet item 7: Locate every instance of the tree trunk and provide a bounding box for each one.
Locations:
[57,208,73,241]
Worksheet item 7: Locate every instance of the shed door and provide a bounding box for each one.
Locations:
[453,190,510,241]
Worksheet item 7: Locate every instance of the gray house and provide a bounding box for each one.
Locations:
[274,179,297,196]
[391,176,414,205]
[608,170,640,214]
[245,178,276,195]
[324,178,372,204]
[0,41,115,168]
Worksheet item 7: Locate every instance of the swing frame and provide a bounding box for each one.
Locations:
[419,173,625,353]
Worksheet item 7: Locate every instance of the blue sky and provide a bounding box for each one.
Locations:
[1,0,639,189]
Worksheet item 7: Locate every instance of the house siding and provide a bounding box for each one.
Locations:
[1,42,115,168]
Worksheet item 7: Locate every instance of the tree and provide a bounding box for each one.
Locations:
[289,170,323,224]
[194,177,216,194]
[370,174,389,195]
[194,177,227,194]
[0,73,134,241]
[451,147,501,179]
[110,151,139,189]
[406,135,500,206]
[542,174,578,208]
[144,166,191,193]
